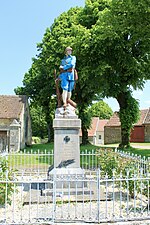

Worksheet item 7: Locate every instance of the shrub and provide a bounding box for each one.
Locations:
[0,157,14,205]
[96,148,148,198]
[32,136,41,144]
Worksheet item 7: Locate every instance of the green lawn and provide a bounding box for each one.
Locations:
[7,142,150,171]
[22,142,150,157]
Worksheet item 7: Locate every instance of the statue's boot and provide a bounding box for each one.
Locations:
[63,103,67,111]
[67,99,77,108]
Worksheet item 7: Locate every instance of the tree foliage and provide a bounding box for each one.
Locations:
[29,104,47,139]
[77,0,150,147]
[15,0,150,147]
[88,100,113,119]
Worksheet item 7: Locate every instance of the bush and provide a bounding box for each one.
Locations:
[0,157,14,205]
[32,136,41,144]
[96,148,149,198]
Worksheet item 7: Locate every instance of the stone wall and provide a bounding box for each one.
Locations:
[19,99,32,149]
[0,118,13,127]
[24,101,32,146]
[9,119,21,152]
[0,98,32,151]
[0,131,7,152]
[145,125,150,142]
[104,126,121,144]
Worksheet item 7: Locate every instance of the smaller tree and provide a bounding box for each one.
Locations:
[30,104,47,139]
[88,100,113,119]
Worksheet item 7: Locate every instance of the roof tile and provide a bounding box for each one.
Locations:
[0,95,27,119]
[143,108,150,124]
[88,117,99,136]
[105,109,149,127]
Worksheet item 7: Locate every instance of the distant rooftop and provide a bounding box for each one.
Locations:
[0,95,27,119]
[88,117,109,136]
[105,108,150,127]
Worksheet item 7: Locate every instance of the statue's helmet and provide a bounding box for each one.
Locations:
[65,46,72,52]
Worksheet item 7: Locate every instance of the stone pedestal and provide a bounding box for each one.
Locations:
[53,118,81,168]
[46,107,91,195]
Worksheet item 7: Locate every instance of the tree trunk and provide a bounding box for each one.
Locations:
[82,126,89,145]
[47,121,54,143]
[117,92,130,148]
[47,122,51,143]
[120,127,130,147]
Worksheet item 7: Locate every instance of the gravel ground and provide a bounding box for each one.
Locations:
[0,183,150,225]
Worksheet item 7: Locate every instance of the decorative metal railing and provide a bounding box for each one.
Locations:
[0,148,150,224]
[0,169,150,224]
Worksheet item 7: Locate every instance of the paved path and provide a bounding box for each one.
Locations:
[55,221,150,225]
[130,144,150,149]
[99,144,150,149]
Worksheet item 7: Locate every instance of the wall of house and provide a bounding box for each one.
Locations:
[0,131,7,152]
[145,125,150,142]
[88,136,94,145]
[0,118,13,127]
[96,131,104,145]
[104,126,121,144]
[0,118,21,152]
[9,120,21,152]
[130,126,145,142]
[19,100,32,149]
[20,104,25,149]
[24,101,32,146]
[0,119,13,151]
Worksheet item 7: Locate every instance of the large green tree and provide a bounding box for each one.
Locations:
[15,56,56,142]
[77,0,150,147]
[15,6,105,144]
[15,0,150,147]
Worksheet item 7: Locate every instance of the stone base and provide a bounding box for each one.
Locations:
[23,169,108,205]
[48,168,87,189]
[53,118,81,168]
[55,105,78,118]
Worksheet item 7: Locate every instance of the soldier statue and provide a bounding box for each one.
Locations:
[55,46,77,110]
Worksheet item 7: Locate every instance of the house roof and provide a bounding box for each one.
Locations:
[0,95,27,119]
[136,109,149,125]
[105,108,150,127]
[143,108,150,124]
[105,111,121,127]
[97,119,109,132]
[85,117,109,137]
[88,117,99,136]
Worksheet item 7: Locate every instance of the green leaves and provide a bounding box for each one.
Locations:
[88,100,113,119]
[15,0,150,145]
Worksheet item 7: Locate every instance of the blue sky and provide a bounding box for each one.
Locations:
[0,0,149,112]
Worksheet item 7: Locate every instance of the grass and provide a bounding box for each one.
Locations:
[7,142,150,170]
[21,142,54,152]
[22,142,150,158]
[8,143,54,169]
[103,142,150,158]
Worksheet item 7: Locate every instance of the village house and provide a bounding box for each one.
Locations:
[104,108,150,144]
[80,117,109,145]
[0,95,32,152]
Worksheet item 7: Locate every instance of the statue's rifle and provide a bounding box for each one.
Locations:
[54,69,62,108]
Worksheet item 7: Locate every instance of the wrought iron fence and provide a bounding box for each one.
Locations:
[0,169,150,224]
[0,148,149,175]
